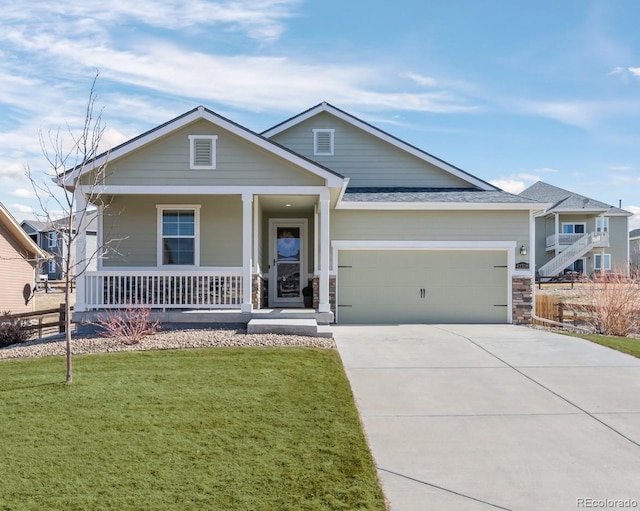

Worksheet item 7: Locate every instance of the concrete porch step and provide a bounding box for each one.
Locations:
[247,318,333,338]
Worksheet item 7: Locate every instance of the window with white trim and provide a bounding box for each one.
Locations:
[158,206,200,266]
[48,232,57,248]
[594,253,611,271]
[313,129,334,156]
[596,217,609,232]
[189,135,217,169]
[48,259,56,273]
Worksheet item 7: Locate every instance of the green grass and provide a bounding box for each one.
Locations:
[569,333,640,358]
[0,348,386,511]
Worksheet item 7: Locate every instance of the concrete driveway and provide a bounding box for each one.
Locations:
[333,325,640,511]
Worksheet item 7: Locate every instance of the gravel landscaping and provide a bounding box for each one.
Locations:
[0,327,335,360]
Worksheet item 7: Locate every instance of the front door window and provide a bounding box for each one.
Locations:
[275,227,301,299]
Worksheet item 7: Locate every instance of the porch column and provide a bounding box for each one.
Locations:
[73,191,88,312]
[318,193,330,313]
[241,193,253,313]
[554,213,559,248]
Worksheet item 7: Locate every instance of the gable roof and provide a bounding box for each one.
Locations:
[21,210,98,234]
[0,203,47,259]
[630,228,640,240]
[519,181,632,216]
[262,102,498,192]
[62,106,345,188]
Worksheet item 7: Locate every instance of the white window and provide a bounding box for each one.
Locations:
[189,135,217,169]
[594,253,611,271]
[596,217,609,233]
[157,206,200,266]
[48,232,57,248]
[48,259,56,273]
[313,129,335,156]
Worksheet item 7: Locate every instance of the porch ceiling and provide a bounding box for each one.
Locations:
[259,194,317,212]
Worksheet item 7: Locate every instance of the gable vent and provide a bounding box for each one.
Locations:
[194,139,212,165]
[189,135,217,169]
[313,129,335,156]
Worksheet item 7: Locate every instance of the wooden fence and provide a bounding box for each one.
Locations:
[4,305,74,339]
[533,295,595,327]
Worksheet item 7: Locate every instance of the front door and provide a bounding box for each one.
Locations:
[269,220,307,307]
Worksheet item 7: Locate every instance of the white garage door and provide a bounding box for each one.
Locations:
[337,250,509,324]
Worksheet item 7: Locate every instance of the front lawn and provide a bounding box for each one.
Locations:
[569,333,640,359]
[0,348,386,511]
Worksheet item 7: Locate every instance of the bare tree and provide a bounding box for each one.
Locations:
[25,73,112,383]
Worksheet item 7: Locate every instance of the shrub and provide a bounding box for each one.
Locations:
[576,271,640,337]
[0,311,30,348]
[94,304,160,345]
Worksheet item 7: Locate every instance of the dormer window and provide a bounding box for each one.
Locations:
[189,135,217,169]
[313,129,334,156]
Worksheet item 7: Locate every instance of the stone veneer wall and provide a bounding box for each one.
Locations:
[311,276,336,313]
[251,274,267,309]
[512,276,532,324]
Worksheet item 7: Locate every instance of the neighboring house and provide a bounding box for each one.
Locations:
[630,228,640,275]
[0,202,48,313]
[21,211,98,281]
[64,103,547,325]
[519,181,632,277]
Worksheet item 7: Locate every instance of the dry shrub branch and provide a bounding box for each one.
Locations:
[576,270,640,337]
[94,304,160,345]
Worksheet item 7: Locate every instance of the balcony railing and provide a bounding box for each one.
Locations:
[546,233,585,248]
[84,269,243,309]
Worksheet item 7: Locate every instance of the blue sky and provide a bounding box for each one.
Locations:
[1,0,639,229]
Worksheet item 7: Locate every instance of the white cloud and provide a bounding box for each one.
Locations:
[9,203,35,214]
[514,98,640,130]
[490,179,527,194]
[629,67,640,77]
[2,28,476,115]
[608,165,634,171]
[627,206,640,230]
[405,73,438,87]
[533,167,559,173]
[2,0,301,43]
[490,173,542,194]
[11,188,37,198]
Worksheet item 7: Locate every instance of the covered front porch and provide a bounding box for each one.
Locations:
[72,186,335,324]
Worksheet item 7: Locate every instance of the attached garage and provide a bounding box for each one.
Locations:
[336,249,510,324]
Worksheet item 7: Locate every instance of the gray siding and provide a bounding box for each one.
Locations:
[331,209,529,243]
[269,112,474,188]
[631,239,640,273]
[98,120,325,187]
[102,195,242,267]
[606,216,629,272]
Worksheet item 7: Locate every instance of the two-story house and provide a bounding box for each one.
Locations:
[520,181,632,277]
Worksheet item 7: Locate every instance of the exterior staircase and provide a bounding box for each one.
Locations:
[538,232,609,277]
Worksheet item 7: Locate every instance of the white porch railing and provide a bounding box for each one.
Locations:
[546,233,585,248]
[84,269,243,309]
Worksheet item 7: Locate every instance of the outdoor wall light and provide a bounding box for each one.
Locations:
[519,244,527,256]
